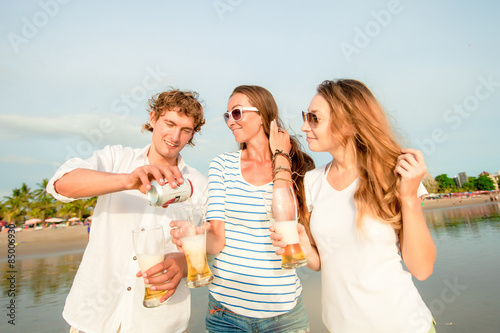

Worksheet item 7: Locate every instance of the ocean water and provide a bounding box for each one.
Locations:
[415,202,500,332]
[1,202,499,332]
[1,254,81,333]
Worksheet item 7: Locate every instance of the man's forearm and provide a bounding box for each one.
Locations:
[54,168,129,199]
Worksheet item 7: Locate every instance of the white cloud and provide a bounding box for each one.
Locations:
[0,154,49,166]
[0,112,145,146]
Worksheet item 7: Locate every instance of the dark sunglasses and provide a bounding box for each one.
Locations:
[302,111,319,127]
[223,107,259,123]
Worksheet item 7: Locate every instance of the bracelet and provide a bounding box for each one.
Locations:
[273,166,292,177]
[272,149,292,165]
[273,177,293,184]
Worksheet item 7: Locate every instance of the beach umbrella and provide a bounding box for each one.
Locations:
[68,217,81,222]
[25,218,42,225]
[45,217,65,223]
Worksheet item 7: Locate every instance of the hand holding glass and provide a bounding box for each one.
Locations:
[132,225,168,308]
[265,186,308,269]
[172,204,214,288]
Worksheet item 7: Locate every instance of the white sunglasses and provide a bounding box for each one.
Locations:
[223,107,259,123]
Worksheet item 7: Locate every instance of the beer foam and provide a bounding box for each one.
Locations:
[182,234,206,271]
[274,220,300,244]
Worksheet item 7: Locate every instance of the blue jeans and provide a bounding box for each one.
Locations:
[205,293,309,333]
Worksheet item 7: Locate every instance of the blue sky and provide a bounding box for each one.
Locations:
[1,0,499,198]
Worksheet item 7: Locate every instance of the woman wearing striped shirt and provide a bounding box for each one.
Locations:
[203,85,314,332]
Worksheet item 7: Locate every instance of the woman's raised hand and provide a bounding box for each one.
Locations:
[269,119,291,154]
[394,148,427,202]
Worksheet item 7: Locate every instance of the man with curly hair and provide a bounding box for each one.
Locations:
[47,89,208,333]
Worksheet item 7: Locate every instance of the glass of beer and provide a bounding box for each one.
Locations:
[132,225,168,308]
[172,204,214,288]
[265,186,309,269]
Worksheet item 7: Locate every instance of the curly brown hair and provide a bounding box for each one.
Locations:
[142,89,205,146]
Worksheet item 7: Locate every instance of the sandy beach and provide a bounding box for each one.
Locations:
[1,195,497,259]
[421,194,498,210]
[1,225,89,259]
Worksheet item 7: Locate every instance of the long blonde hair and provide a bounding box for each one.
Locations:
[317,79,403,230]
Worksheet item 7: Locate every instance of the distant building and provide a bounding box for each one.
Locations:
[458,172,468,186]
[478,171,499,191]
[453,176,462,188]
[423,173,438,193]
[489,171,500,191]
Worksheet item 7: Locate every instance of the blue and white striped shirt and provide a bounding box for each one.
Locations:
[206,150,302,318]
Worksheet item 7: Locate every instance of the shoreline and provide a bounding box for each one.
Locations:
[0,226,89,260]
[1,197,498,259]
[422,195,498,210]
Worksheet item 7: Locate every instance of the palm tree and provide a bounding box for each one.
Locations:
[58,197,97,221]
[3,190,25,226]
[2,179,98,227]
[86,196,97,218]
[3,184,33,226]
[30,179,57,222]
[0,200,6,222]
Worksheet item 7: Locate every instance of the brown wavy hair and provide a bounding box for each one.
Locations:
[231,85,315,225]
[142,89,205,146]
[317,79,403,230]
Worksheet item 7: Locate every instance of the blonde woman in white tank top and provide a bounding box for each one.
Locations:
[272,79,437,333]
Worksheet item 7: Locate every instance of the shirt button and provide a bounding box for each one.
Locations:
[133,256,137,260]
[127,287,132,291]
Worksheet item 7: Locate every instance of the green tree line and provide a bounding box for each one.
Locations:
[433,174,499,193]
[0,179,96,227]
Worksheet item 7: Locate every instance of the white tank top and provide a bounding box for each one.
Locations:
[305,164,432,333]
